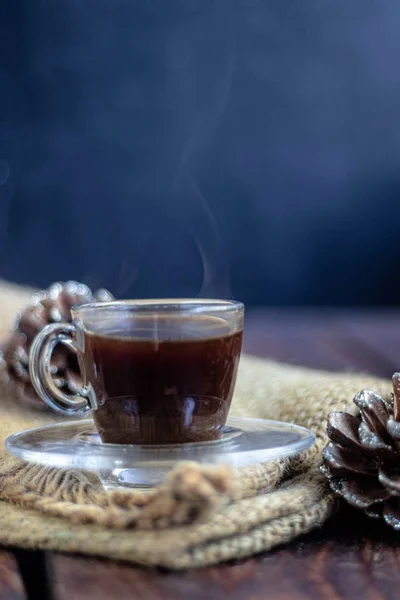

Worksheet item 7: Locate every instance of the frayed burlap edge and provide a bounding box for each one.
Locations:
[0,469,335,569]
[0,455,289,530]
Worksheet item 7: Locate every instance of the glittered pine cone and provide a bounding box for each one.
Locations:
[321,373,400,530]
[0,281,113,410]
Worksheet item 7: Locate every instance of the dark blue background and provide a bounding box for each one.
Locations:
[1,0,400,305]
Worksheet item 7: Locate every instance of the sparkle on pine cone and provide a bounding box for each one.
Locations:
[321,373,400,530]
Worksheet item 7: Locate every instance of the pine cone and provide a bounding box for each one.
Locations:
[0,281,113,410]
[321,373,400,530]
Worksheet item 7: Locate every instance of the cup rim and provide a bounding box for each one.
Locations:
[72,298,244,315]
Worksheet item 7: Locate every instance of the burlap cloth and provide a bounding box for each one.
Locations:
[0,282,391,568]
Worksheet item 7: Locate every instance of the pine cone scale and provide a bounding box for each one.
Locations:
[322,373,400,530]
[354,390,392,445]
[383,499,400,530]
[327,412,366,451]
[322,441,376,477]
[343,478,392,507]
[19,309,47,339]
[364,505,382,519]
[387,418,400,443]
[379,469,400,494]
[358,421,394,456]
[392,373,400,422]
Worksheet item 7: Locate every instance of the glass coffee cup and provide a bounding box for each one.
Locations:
[30,299,244,444]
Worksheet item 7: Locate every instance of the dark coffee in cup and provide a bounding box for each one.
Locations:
[83,315,242,444]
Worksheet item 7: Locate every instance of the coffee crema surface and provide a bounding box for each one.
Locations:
[82,315,243,444]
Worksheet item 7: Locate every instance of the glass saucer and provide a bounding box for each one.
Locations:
[6,417,315,490]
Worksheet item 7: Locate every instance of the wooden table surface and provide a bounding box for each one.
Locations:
[3,309,400,600]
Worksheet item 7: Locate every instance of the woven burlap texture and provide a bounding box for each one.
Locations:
[0,281,391,568]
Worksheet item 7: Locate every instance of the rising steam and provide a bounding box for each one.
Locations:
[174,10,237,299]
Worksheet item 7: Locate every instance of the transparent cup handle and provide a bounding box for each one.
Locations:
[29,322,97,416]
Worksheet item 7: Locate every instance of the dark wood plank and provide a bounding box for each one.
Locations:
[13,550,55,600]
[332,311,400,377]
[35,311,400,599]
[243,309,400,377]
[52,510,400,600]
[0,552,25,599]
[243,309,360,371]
